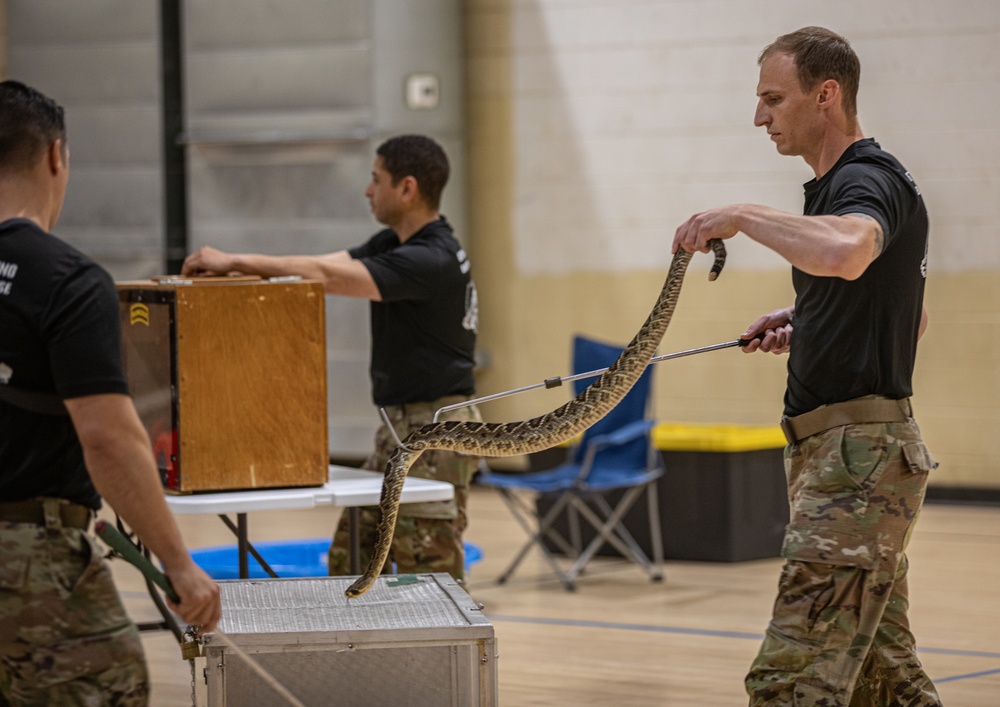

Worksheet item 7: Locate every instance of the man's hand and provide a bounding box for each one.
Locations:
[181,247,239,276]
[673,205,742,254]
[741,306,794,355]
[164,561,222,635]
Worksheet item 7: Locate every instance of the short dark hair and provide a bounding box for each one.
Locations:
[0,80,67,174]
[376,134,449,210]
[759,27,861,117]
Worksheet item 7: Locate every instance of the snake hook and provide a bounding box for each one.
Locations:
[378,407,417,453]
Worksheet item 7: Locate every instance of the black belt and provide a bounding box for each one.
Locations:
[0,498,92,529]
[780,397,912,445]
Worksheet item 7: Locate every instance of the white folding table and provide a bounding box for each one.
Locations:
[164,465,454,578]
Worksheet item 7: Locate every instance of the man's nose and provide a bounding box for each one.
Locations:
[753,101,768,127]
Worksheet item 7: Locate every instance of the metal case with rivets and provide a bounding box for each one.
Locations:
[203,573,498,706]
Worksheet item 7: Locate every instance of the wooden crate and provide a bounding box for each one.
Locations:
[117,277,328,492]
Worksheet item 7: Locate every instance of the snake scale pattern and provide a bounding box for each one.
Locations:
[345,240,727,598]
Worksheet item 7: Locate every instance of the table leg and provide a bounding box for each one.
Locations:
[217,514,280,579]
[349,507,360,575]
[237,513,249,578]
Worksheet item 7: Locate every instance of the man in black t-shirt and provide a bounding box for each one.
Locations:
[183,135,481,581]
[0,81,220,704]
[671,29,940,706]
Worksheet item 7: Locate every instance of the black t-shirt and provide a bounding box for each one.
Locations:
[0,219,128,509]
[349,217,477,406]
[785,138,929,417]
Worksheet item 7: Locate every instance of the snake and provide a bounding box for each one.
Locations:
[344,240,727,599]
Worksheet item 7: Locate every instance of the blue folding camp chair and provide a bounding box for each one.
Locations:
[476,334,665,590]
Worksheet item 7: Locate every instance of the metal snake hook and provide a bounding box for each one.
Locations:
[431,334,765,423]
[379,406,417,453]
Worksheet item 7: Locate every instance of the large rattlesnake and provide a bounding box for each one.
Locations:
[345,240,727,599]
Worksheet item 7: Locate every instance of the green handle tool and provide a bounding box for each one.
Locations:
[95,519,181,603]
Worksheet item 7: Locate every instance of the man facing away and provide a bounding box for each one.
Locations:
[672,28,940,706]
[0,80,221,705]
[182,134,482,583]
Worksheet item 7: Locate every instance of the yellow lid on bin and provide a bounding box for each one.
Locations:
[654,422,786,452]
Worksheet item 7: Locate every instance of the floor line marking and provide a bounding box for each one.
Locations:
[935,667,1000,683]
[490,614,1000,660]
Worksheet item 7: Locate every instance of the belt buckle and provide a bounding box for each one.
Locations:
[779,416,796,445]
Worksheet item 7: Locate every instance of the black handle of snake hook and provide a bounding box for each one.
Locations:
[95,520,181,603]
[737,332,767,347]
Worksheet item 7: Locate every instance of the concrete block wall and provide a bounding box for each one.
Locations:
[465,0,1000,490]
[2,1,995,488]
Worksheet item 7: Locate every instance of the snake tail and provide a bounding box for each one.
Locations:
[344,446,423,598]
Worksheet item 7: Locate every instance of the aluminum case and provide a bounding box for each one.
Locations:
[203,573,498,706]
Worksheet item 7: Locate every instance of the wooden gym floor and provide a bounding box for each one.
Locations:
[107,486,1000,706]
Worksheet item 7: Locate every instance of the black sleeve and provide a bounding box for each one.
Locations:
[348,229,393,260]
[828,163,912,248]
[42,262,129,400]
[358,242,450,303]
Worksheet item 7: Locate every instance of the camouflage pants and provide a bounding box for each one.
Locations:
[0,504,148,706]
[328,397,482,580]
[746,419,941,706]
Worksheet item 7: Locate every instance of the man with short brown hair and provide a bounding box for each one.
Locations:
[673,28,939,705]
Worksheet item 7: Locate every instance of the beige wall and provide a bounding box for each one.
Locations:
[465,1,1000,489]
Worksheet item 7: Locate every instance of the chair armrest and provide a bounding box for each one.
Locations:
[584,419,655,452]
[573,419,656,482]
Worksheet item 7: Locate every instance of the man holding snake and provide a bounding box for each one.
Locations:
[672,27,939,706]
[182,134,481,584]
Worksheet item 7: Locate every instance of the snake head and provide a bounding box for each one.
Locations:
[344,577,372,599]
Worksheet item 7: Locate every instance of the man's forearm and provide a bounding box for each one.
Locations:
[231,253,328,282]
[229,252,380,299]
[733,205,879,279]
[87,437,197,573]
[67,395,198,574]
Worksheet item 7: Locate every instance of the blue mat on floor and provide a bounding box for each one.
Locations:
[190,538,482,580]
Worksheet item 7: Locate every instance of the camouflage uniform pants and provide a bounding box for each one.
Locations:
[328,397,482,580]
[0,500,148,706]
[746,419,941,706]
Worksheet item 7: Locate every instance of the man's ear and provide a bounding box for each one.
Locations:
[47,138,68,175]
[399,175,420,204]
[816,79,841,110]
